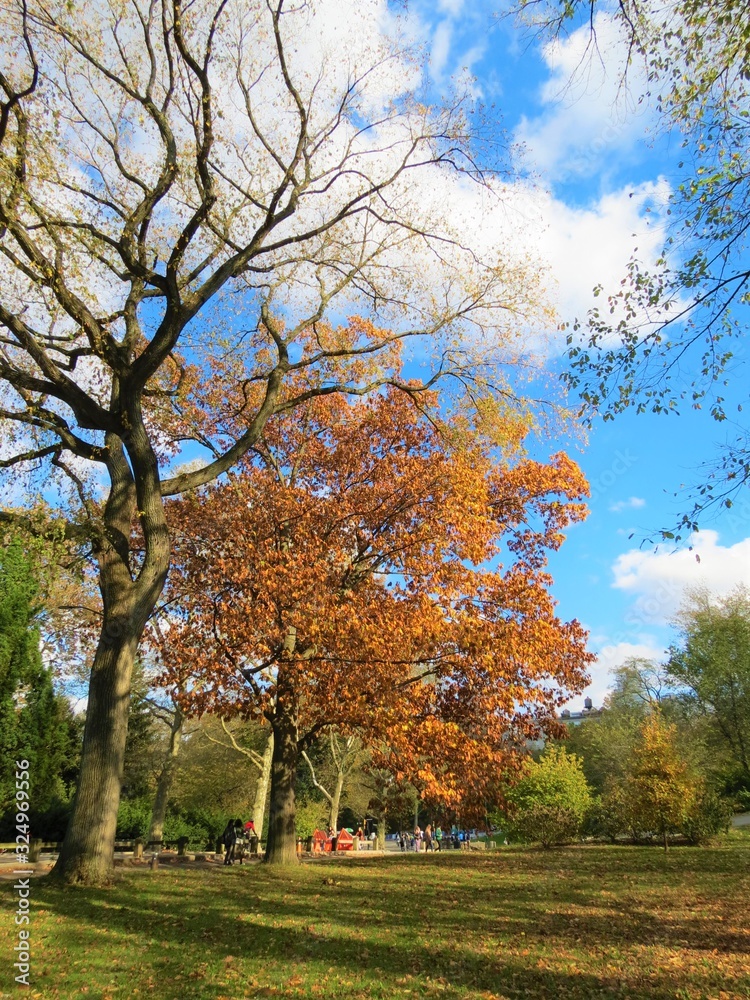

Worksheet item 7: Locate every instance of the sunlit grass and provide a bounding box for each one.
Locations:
[2,833,748,999]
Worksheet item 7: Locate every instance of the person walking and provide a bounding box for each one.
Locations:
[435,825,443,851]
[222,819,237,865]
[424,824,433,852]
[414,825,422,852]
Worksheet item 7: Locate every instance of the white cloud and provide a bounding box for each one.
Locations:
[431,21,453,81]
[531,178,671,329]
[377,173,671,355]
[438,0,466,14]
[546,181,670,319]
[609,496,646,513]
[515,12,654,183]
[612,530,750,625]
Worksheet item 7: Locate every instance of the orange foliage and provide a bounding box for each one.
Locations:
[153,388,593,821]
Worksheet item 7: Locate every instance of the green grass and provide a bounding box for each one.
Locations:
[2,834,749,999]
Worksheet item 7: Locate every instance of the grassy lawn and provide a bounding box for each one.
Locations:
[2,834,749,1000]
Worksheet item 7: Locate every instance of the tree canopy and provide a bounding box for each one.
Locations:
[0,0,556,883]
[154,388,593,862]
[668,586,750,790]
[624,712,699,850]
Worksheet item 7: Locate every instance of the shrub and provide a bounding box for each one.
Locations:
[0,794,73,842]
[585,790,628,843]
[508,746,592,848]
[514,804,583,848]
[115,797,151,840]
[29,795,74,842]
[681,788,733,845]
[116,799,232,847]
[294,798,328,838]
[162,810,226,849]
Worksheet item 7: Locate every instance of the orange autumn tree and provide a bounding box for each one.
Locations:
[154,390,593,864]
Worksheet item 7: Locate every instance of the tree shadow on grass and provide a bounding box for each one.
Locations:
[16,848,750,1000]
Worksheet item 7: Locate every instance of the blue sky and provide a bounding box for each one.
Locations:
[401,0,750,708]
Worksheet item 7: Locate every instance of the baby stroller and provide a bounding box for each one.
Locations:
[234,829,248,864]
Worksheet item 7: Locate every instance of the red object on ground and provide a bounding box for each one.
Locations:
[312,829,328,853]
[336,828,354,851]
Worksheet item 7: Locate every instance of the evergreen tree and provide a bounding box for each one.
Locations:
[1,539,44,811]
[0,539,80,820]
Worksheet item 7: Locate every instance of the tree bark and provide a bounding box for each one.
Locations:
[252,732,273,836]
[50,626,138,884]
[51,422,171,885]
[329,768,344,833]
[148,708,184,844]
[377,815,387,851]
[264,667,299,866]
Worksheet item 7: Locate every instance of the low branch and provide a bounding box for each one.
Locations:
[201,718,267,771]
[301,749,333,806]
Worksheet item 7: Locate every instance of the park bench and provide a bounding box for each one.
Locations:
[0,840,59,862]
[0,837,259,865]
[0,838,189,854]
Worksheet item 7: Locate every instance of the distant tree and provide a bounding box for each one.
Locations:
[1,540,43,811]
[607,660,673,712]
[507,746,592,848]
[200,717,273,836]
[301,733,367,834]
[0,539,81,821]
[668,586,750,795]
[562,656,726,800]
[625,713,699,851]
[562,661,657,796]
[145,700,190,846]
[119,675,160,803]
[589,780,632,844]
[360,763,420,849]
[681,787,733,846]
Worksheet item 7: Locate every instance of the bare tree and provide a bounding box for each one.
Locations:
[144,698,196,845]
[203,719,274,836]
[301,732,366,832]
[0,0,549,882]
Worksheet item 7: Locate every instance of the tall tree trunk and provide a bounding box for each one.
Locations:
[264,661,299,866]
[51,422,171,885]
[252,732,273,835]
[148,708,184,844]
[51,624,138,884]
[377,815,387,851]
[329,768,345,833]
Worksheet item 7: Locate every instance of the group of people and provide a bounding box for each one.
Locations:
[221,818,257,865]
[401,824,444,852]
